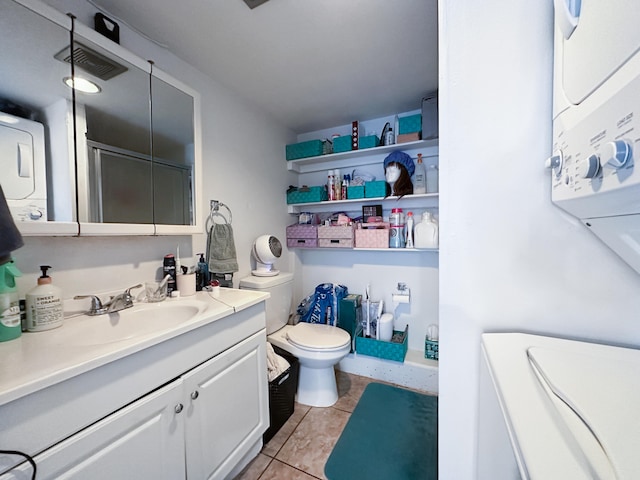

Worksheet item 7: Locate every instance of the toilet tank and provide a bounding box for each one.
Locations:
[239,272,294,335]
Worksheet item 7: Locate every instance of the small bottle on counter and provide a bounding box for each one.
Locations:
[26,265,64,332]
[196,253,209,291]
[163,254,177,295]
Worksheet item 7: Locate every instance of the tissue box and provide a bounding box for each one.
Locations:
[333,135,353,153]
[356,325,408,362]
[398,114,422,135]
[355,222,389,248]
[286,224,318,248]
[317,224,354,248]
[358,135,379,150]
[364,181,387,198]
[286,139,324,160]
[425,338,439,360]
[286,186,327,204]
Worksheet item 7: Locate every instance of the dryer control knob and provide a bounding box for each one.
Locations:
[29,209,43,220]
[576,154,600,179]
[602,140,631,169]
[545,149,564,177]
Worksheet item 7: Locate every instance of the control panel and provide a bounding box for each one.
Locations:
[550,71,640,220]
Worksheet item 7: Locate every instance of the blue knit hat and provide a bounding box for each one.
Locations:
[383,151,415,177]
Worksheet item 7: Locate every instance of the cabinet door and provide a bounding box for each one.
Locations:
[4,380,186,479]
[183,330,268,480]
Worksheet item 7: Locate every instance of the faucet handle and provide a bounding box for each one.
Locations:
[125,284,143,295]
[74,295,107,315]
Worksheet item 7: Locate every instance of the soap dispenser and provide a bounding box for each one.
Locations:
[26,265,64,332]
[196,253,209,291]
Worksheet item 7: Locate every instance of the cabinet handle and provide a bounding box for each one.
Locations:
[191,390,199,400]
[174,403,184,414]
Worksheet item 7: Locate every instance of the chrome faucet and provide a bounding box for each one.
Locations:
[75,284,143,315]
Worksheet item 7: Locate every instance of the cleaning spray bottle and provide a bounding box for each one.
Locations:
[26,265,64,332]
[0,259,22,342]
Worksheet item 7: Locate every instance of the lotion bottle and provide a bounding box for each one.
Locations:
[26,265,64,332]
[413,154,427,194]
[0,259,22,342]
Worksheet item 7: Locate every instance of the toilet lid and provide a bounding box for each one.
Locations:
[287,323,350,350]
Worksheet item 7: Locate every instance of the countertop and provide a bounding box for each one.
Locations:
[0,288,269,407]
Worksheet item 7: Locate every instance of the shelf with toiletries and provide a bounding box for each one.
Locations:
[287,193,438,214]
[286,139,438,174]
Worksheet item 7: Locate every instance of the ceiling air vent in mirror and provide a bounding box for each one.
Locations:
[54,43,128,81]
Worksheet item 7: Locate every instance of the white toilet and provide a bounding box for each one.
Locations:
[239,272,351,407]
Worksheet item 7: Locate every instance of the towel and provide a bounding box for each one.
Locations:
[207,223,239,274]
[266,342,290,382]
[0,185,24,264]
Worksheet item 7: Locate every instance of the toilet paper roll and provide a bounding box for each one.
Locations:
[177,273,196,296]
[378,313,394,342]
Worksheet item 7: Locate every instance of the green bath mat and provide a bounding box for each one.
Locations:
[325,382,438,480]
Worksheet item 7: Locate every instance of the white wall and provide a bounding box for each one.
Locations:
[439,2,640,479]
[13,0,297,299]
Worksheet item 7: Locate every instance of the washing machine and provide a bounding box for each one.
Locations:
[549,1,640,273]
[478,333,640,479]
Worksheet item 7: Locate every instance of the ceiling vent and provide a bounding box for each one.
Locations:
[54,43,128,81]
[242,0,270,9]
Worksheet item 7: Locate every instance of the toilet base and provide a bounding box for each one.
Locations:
[296,364,339,407]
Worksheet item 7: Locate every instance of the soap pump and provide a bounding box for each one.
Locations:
[196,253,209,291]
[0,258,22,342]
[26,265,64,332]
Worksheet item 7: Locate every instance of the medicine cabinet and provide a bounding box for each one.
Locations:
[0,0,201,236]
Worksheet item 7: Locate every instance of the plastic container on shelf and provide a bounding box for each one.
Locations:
[426,165,439,193]
[414,211,439,249]
[389,208,405,248]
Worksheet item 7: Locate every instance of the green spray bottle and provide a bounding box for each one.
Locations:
[0,259,22,342]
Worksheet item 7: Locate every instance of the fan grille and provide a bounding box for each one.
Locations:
[269,236,282,257]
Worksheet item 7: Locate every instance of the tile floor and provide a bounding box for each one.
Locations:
[234,371,403,480]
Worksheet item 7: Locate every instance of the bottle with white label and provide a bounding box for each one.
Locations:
[26,265,64,332]
[0,259,22,342]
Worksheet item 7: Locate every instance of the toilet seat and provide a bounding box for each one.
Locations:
[286,323,350,352]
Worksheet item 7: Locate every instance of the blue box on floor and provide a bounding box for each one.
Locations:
[356,325,408,362]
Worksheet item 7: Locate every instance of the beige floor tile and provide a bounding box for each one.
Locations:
[262,402,311,457]
[259,459,318,480]
[276,407,350,479]
[333,371,376,413]
[233,453,272,480]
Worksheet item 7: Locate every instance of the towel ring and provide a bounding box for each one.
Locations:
[206,200,232,230]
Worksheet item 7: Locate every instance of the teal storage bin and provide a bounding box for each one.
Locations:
[333,135,353,153]
[359,135,379,150]
[287,186,328,204]
[398,114,422,135]
[356,325,408,362]
[286,140,324,160]
[347,185,365,199]
[365,181,387,198]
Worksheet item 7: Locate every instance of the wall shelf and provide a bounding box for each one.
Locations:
[288,193,439,214]
[291,247,438,252]
[287,139,439,174]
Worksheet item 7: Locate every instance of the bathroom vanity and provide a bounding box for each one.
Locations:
[0,289,269,479]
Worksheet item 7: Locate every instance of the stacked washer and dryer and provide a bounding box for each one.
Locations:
[480,2,640,479]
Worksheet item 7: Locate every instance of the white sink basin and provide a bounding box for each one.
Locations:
[61,300,210,346]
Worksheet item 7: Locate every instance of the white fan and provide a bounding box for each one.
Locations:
[252,235,282,276]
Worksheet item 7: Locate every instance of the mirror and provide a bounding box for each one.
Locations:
[1,0,200,236]
[0,1,77,235]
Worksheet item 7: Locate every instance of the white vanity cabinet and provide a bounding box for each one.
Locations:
[0,297,269,480]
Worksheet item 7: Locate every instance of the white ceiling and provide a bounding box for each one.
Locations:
[89,0,439,134]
